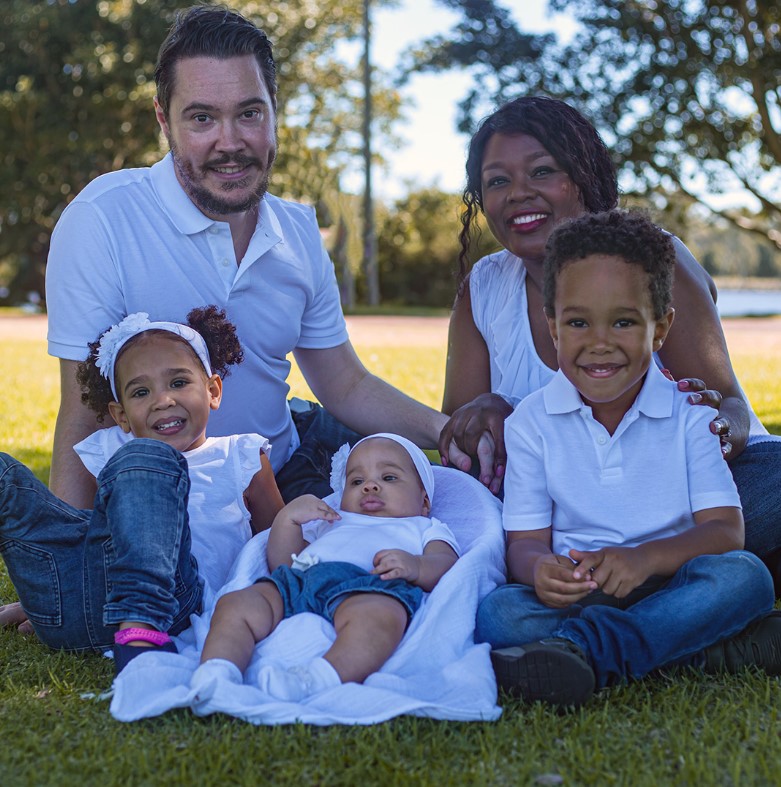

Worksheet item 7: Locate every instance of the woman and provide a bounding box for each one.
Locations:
[439,96,781,564]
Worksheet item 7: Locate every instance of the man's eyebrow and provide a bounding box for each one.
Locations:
[181,97,269,114]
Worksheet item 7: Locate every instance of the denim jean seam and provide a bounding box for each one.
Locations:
[0,540,62,626]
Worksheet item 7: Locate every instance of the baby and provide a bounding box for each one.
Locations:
[192,433,460,702]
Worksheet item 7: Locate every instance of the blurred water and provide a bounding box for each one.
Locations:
[717,289,781,317]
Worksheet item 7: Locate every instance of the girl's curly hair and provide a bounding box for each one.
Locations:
[76,305,244,422]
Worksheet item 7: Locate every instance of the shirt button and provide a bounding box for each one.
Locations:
[597,436,607,445]
[209,226,219,235]
[221,258,230,267]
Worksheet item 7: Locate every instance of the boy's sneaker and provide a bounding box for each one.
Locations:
[490,638,595,708]
[702,610,781,676]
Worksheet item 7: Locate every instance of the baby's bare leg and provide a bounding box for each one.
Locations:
[201,582,284,673]
[325,593,408,683]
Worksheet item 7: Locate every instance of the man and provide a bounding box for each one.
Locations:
[44,5,451,511]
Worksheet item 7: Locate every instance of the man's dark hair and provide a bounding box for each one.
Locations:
[543,209,675,320]
[154,4,277,117]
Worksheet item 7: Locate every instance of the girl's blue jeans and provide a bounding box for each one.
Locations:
[0,439,203,653]
[476,551,774,688]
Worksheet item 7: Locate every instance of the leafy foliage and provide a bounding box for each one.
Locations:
[404,0,781,251]
[0,0,402,305]
[376,187,499,307]
[399,0,551,133]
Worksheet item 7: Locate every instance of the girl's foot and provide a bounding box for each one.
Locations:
[113,627,177,675]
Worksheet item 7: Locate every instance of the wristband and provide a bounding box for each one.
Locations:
[114,627,172,647]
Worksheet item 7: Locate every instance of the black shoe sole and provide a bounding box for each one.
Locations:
[491,645,595,707]
[705,610,781,676]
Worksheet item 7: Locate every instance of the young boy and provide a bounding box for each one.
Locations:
[191,433,459,703]
[475,209,779,707]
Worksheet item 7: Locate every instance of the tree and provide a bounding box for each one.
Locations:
[404,0,781,250]
[377,187,499,307]
[400,0,550,133]
[0,0,401,305]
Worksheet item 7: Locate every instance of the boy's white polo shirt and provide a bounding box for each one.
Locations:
[502,363,741,557]
[46,154,348,470]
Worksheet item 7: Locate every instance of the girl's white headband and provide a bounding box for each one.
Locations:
[329,432,435,504]
[95,312,212,400]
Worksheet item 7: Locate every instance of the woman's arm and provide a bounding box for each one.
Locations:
[658,238,750,459]
[442,279,492,415]
[439,281,512,487]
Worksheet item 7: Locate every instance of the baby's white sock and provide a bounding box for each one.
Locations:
[191,658,243,704]
[258,657,341,702]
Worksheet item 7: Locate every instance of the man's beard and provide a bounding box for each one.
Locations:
[170,143,272,216]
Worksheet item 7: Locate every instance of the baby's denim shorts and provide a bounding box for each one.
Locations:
[259,561,424,624]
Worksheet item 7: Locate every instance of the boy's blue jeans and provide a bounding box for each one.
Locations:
[476,551,774,688]
[0,440,203,653]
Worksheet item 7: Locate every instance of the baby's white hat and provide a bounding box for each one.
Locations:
[329,433,435,503]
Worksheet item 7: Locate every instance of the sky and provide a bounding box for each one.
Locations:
[346,0,577,201]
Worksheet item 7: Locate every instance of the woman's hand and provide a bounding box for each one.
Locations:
[671,375,736,458]
[438,393,513,492]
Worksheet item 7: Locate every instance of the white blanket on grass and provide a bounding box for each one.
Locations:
[109,466,505,725]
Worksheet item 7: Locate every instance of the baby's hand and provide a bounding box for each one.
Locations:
[371,549,420,583]
[570,546,649,598]
[533,553,598,609]
[280,494,340,527]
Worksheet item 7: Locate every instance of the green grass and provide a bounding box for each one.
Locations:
[2,331,781,786]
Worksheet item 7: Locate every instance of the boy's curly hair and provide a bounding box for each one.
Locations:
[542,210,675,320]
[76,305,244,422]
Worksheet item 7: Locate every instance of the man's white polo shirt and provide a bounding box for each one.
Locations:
[46,154,348,470]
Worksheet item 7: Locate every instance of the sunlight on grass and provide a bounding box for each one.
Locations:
[0,340,59,482]
[2,327,781,784]
[286,345,447,411]
[732,354,781,434]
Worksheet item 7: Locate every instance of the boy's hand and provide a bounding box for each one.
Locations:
[278,494,340,528]
[372,549,420,582]
[533,554,598,608]
[570,546,650,598]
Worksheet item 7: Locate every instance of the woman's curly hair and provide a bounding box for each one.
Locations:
[76,305,244,422]
[459,96,618,288]
[542,209,675,320]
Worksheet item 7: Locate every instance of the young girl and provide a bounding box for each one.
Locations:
[0,306,283,673]
[190,434,459,705]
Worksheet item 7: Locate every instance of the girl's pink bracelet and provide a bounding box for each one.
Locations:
[114,628,172,646]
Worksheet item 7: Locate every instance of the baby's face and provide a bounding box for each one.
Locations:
[340,438,430,518]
